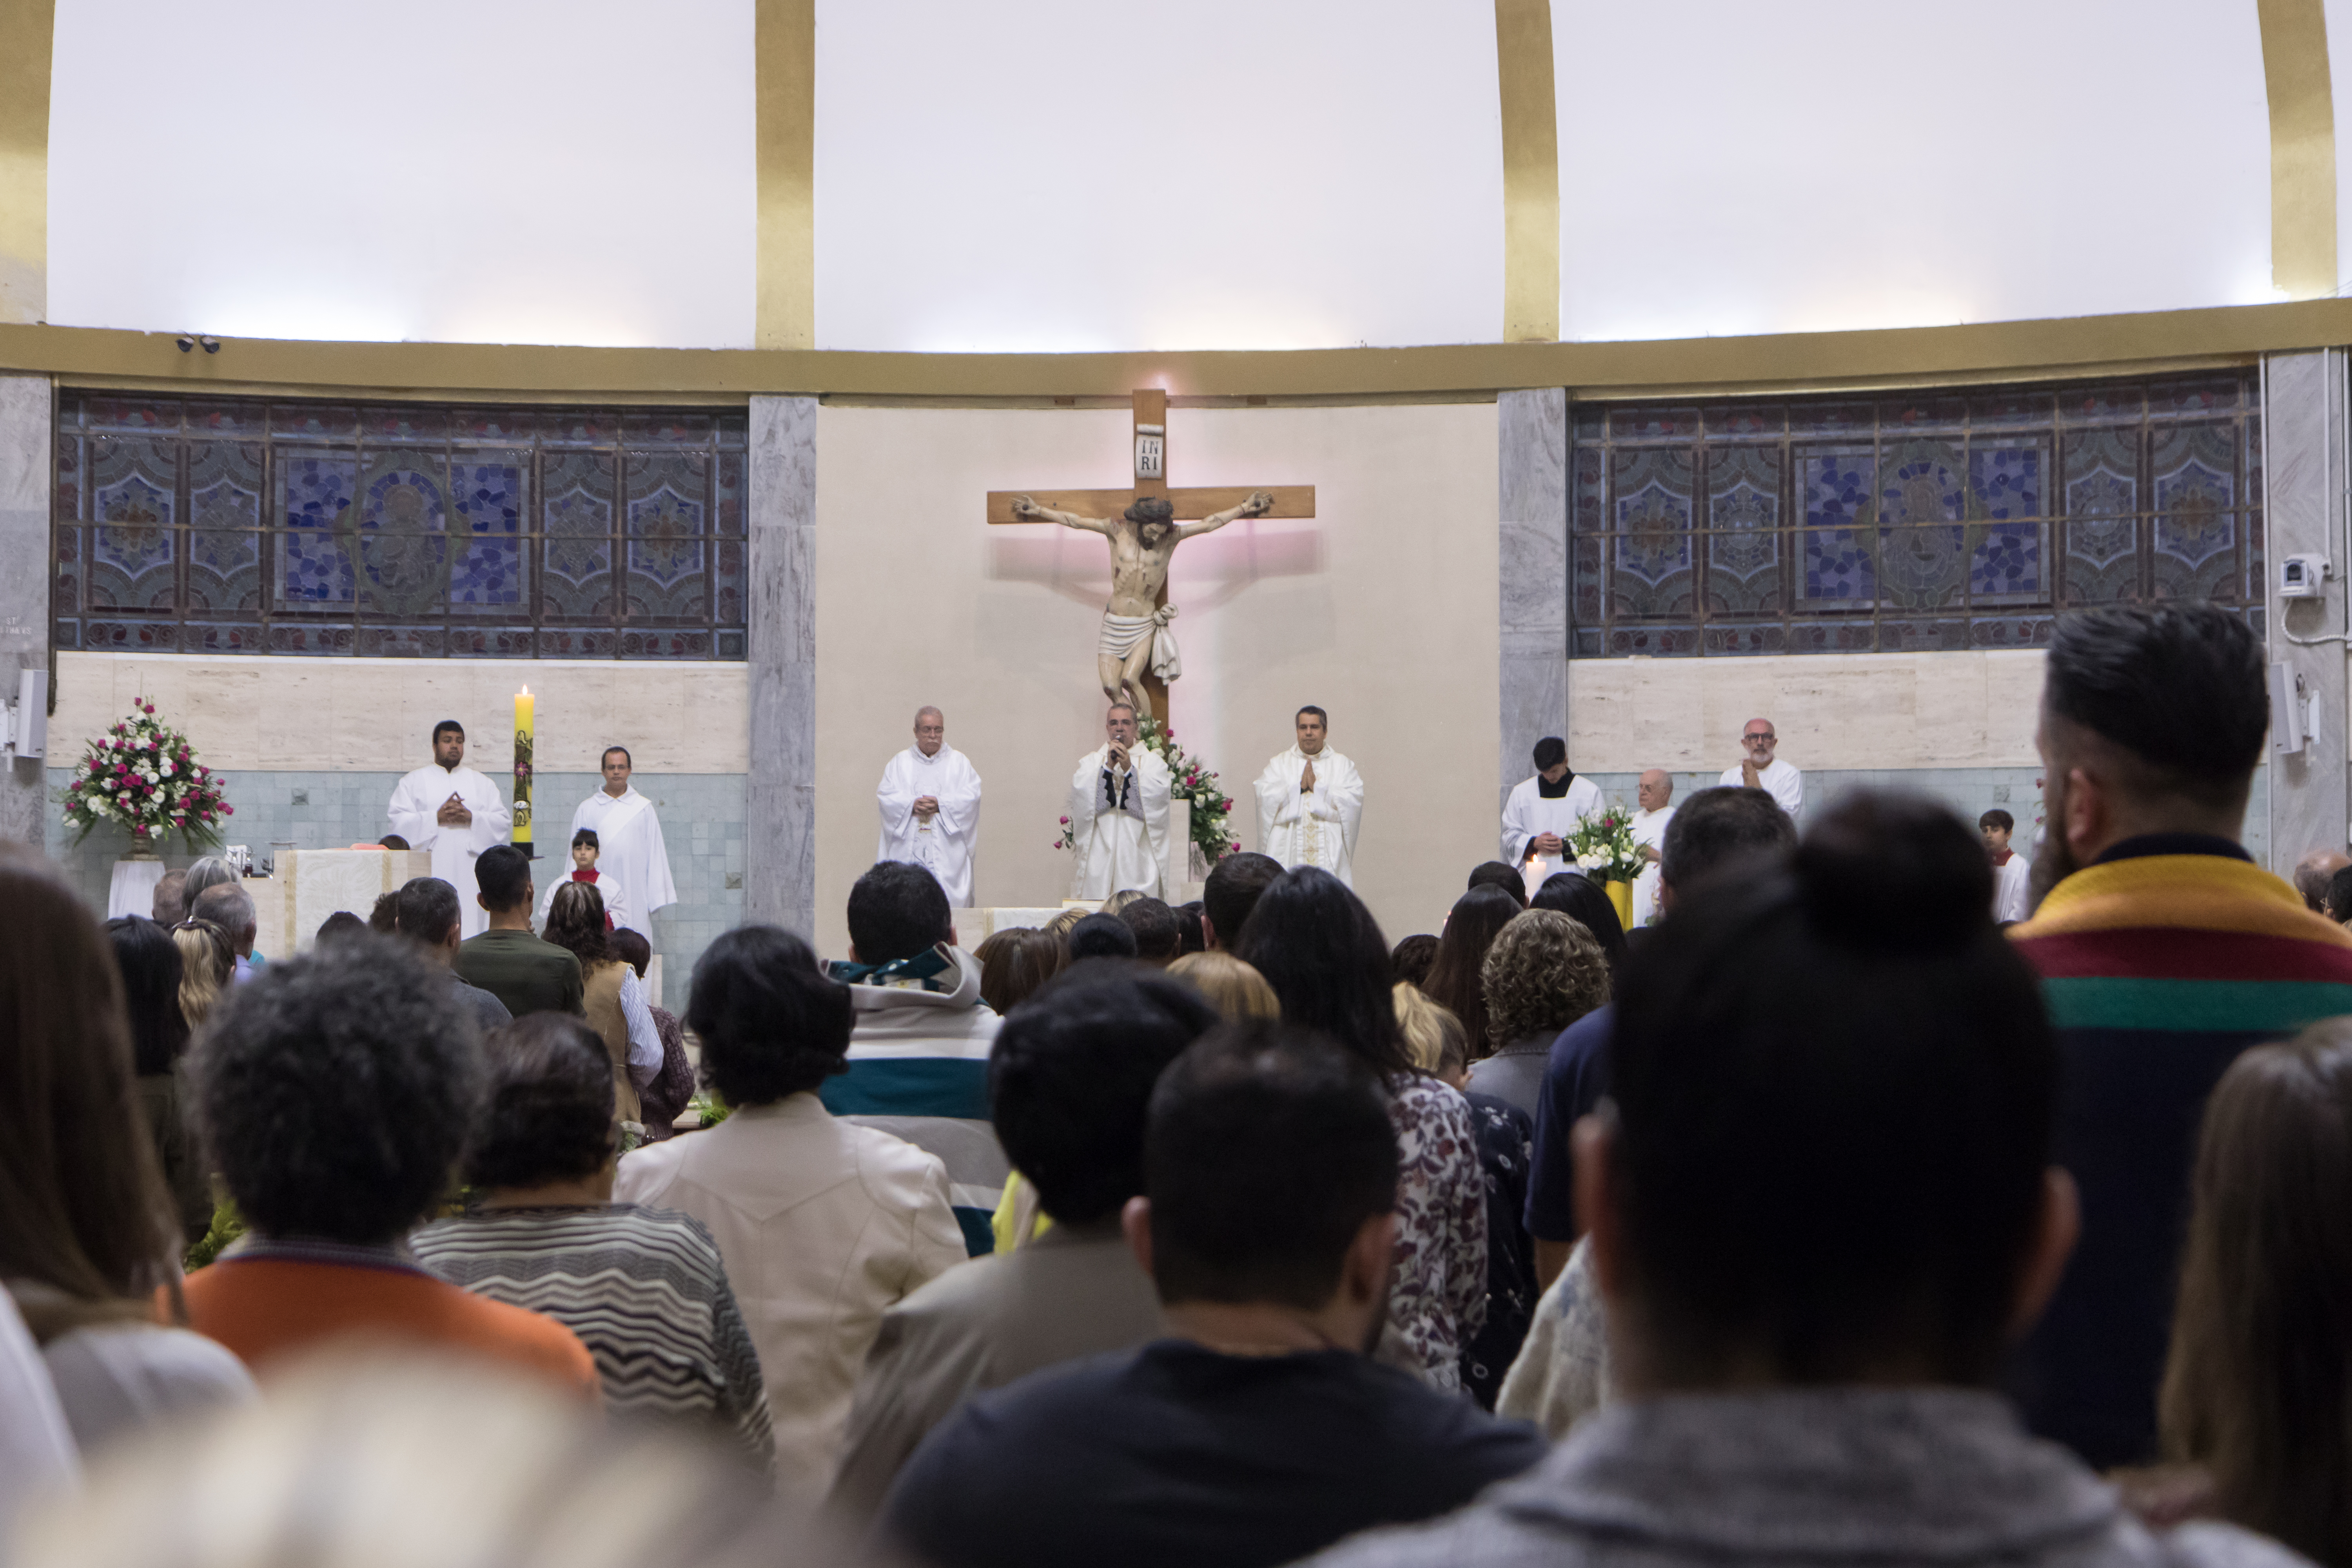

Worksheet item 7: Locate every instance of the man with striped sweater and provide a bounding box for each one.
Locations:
[2011,603,2352,1469]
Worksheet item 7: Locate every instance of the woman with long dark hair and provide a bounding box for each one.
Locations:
[1235,867,1488,1392]
[2,851,252,1454]
[2160,1022,2352,1563]
[102,916,209,1244]
[540,881,658,1130]
[1419,885,1522,1059]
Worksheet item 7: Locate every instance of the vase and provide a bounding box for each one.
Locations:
[1602,879,1635,932]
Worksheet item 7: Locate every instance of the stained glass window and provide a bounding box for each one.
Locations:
[53,394,748,659]
[1569,372,2263,656]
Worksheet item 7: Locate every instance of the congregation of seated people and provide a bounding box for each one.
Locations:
[13,601,2352,1568]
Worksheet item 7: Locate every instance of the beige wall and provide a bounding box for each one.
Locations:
[813,401,1501,957]
[1567,650,2047,774]
[51,651,750,774]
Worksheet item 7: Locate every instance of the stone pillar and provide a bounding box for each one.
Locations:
[2263,349,2347,873]
[1498,387,1568,811]
[746,395,818,937]
[0,376,49,847]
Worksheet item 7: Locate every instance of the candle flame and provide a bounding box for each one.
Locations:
[519,686,530,696]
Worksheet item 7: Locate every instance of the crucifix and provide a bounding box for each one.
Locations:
[987,388,1316,723]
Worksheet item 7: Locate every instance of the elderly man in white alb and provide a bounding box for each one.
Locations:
[875,706,983,909]
[1253,705,1365,888]
[568,746,679,928]
[1629,769,1677,928]
[1501,736,1603,889]
[1068,702,1171,899]
[1720,717,1804,818]
[387,720,511,938]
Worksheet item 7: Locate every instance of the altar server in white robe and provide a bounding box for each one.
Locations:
[1719,716,1804,818]
[387,720,512,939]
[568,746,679,923]
[875,706,983,909]
[1068,702,1171,900]
[1253,705,1364,888]
[1501,736,1604,887]
[1629,768,1677,928]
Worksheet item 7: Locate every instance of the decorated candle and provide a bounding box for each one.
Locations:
[513,686,535,855]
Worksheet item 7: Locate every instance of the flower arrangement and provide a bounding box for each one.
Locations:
[1052,713,1240,867]
[60,700,233,851]
[1566,808,1646,885]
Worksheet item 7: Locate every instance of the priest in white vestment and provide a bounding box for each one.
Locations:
[1629,768,1677,928]
[1068,703,1171,900]
[1253,705,1364,888]
[875,706,984,908]
[1719,717,1804,818]
[387,720,512,939]
[1501,737,1604,887]
[568,746,679,927]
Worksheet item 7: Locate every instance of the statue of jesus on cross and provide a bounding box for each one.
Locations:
[1008,488,1274,722]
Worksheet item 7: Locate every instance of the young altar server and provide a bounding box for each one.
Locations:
[1069,703,1171,900]
[1253,706,1365,888]
[537,828,628,932]
[876,707,984,909]
[567,746,679,921]
[1500,737,1602,887]
[388,720,512,939]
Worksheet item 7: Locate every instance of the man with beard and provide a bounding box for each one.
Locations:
[882,1024,1545,1568]
[2011,603,2352,1470]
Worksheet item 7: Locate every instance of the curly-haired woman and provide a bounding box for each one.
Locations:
[1464,910,1611,1122]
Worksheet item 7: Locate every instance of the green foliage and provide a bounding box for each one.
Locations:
[183,1198,246,1271]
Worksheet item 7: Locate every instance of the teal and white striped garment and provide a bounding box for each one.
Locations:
[412,1203,774,1472]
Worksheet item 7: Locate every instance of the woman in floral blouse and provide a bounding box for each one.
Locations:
[1239,868,1489,1392]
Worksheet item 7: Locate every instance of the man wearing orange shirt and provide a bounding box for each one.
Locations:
[183,934,597,1399]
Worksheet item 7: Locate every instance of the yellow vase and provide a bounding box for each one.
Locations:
[1603,879,1635,931]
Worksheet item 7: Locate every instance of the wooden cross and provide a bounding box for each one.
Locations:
[987,388,1316,719]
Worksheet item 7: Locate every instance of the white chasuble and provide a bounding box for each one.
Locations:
[1500,773,1604,885]
[388,764,512,938]
[1253,746,1364,888]
[1630,804,1676,928]
[570,787,679,923]
[875,744,984,909]
[1068,745,1171,900]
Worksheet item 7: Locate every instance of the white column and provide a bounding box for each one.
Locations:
[2263,351,2347,875]
[0,376,48,847]
[746,395,818,936]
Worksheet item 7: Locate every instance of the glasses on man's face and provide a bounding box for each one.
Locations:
[1744,732,1775,744]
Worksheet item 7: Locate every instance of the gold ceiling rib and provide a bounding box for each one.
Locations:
[1,299,2326,405]
[2258,0,2339,300]
[755,0,817,350]
[1495,0,1560,343]
[0,0,55,325]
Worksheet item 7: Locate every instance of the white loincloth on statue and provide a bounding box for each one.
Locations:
[1099,607,1182,682]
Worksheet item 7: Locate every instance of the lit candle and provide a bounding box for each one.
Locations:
[513,686,535,856]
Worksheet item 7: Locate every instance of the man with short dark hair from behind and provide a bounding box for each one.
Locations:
[1524,785,1797,1290]
[2294,846,2352,914]
[453,844,584,1020]
[2012,603,2352,1470]
[1201,850,1281,950]
[181,934,597,1395]
[394,875,512,1034]
[823,860,1005,1255]
[830,967,1219,1518]
[882,1023,1546,1568]
[1114,897,1182,966]
[1307,793,2290,1568]
[1065,911,1139,962]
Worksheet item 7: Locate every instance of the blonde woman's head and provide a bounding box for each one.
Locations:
[1167,951,1280,1021]
[1393,982,1468,1084]
[171,917,234,1033]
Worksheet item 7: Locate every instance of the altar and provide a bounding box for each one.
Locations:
[250,848,429,959]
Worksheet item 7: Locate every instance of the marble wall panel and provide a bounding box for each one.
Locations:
[1567,649,2048,774]
[0,376,49,844]
[745,396,818,939]
[2262,351,2348,867]
[1498,388,1568,809]
[50,651,750,774]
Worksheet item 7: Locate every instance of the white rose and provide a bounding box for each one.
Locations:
[159,761,173,777]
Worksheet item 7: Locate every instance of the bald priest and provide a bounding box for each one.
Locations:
[877,706,984,909]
